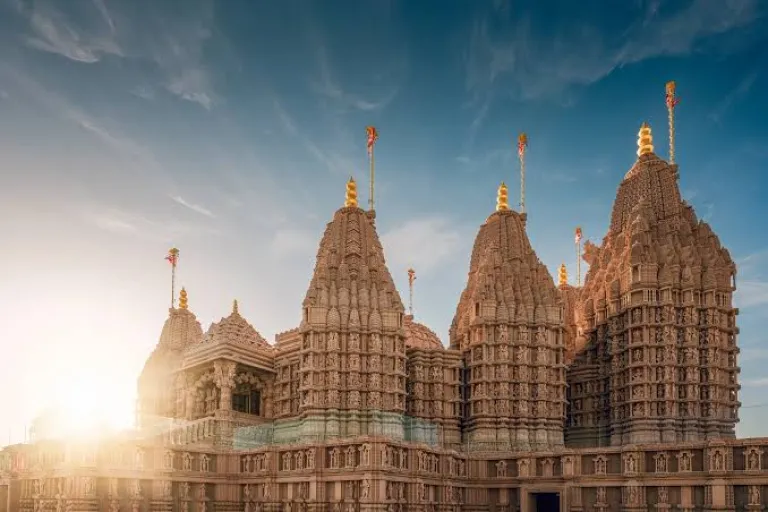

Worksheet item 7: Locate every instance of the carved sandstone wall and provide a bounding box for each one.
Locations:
[451,209,566,451]
[569,149,739,447]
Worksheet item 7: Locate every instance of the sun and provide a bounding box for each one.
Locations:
[32,376,136,441]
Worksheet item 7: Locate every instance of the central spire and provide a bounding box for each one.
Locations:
[345,177,358,208]
[637,122,654,157]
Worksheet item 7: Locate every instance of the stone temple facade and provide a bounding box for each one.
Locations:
[1,122,767,512]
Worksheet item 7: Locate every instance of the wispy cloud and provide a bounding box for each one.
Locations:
[273,99,298,136]
[1,65,171,187]
[22,1,122,63]
[381,217,464,274]
[86,209,140,234]
[171,195,215,218]
[465,0,764,105]
[83,206,218,239]
[304,141,359,177]
[709,70,760,123]
[312,45,401,112]
[13,0,219,109]
[455,147,514,173]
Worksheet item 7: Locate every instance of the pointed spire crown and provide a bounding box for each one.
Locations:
[496,182,509,212]
[637,122,654,157]
[345,177,358,208]
[179,288,188,309]
[232,299,239,315]
[558,264,568,287]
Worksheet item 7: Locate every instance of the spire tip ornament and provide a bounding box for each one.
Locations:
[232,299,239,315]
[179,287,188,309]
[496,182,510,211]
[345,177,358,208]
[637,122,654,157]
[558,263,568,288]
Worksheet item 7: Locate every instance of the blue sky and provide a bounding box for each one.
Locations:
[1,0,767,441]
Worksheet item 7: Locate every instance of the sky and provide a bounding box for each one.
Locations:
[0,0,767,443]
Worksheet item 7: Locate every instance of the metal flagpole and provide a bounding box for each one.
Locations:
[517,133,528,214]
[166,248,179,308]
[665,81,680,164]
[575,228,582,286]
[407,268,416,316]
[366,126,378,211]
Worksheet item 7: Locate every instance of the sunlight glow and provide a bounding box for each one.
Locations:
[32,376,136,441]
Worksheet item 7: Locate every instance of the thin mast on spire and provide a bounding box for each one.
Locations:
[574,228,583,286]
[165,248,180,308]
[665,81,680,164]
[517,133,528,214]
[407,268,416,316]
[366,126,379,211]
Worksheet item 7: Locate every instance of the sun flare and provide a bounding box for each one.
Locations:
[32,377,136,441]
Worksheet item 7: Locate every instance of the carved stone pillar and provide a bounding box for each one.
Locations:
[214,360,237,411]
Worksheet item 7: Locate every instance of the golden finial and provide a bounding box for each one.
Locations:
[558,264,568,288]
[232,299,239,315]
[345,177,358,208]
[637,122,654,157]
[179,287,188,309]
[496,182,509,212]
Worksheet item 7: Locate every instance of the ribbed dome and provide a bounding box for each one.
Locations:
[302,205,404,320]
[613,138,682,234]
[201,302,272,351]
[450,209,560,348]
[138,303,203,424]
[404,315,443,350]
[157,307,204,350]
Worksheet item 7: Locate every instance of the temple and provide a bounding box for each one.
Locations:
[0,120,766,512]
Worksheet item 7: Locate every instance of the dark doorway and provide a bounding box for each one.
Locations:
[531,492,560,512]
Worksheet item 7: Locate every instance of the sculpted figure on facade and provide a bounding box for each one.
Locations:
[677,451,693,472]
[593,455,607,475]
[749,485,761,505]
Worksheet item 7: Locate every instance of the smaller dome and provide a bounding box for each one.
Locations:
[404,315,443,350]
[202,302,272,351]
[158,307,204,351]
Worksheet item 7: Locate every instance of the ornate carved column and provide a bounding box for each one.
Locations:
[214,360,237,412]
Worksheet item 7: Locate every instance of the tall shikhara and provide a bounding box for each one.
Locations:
[450,184,566,451]
[567,124,739,447]
[298,179,408,438]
